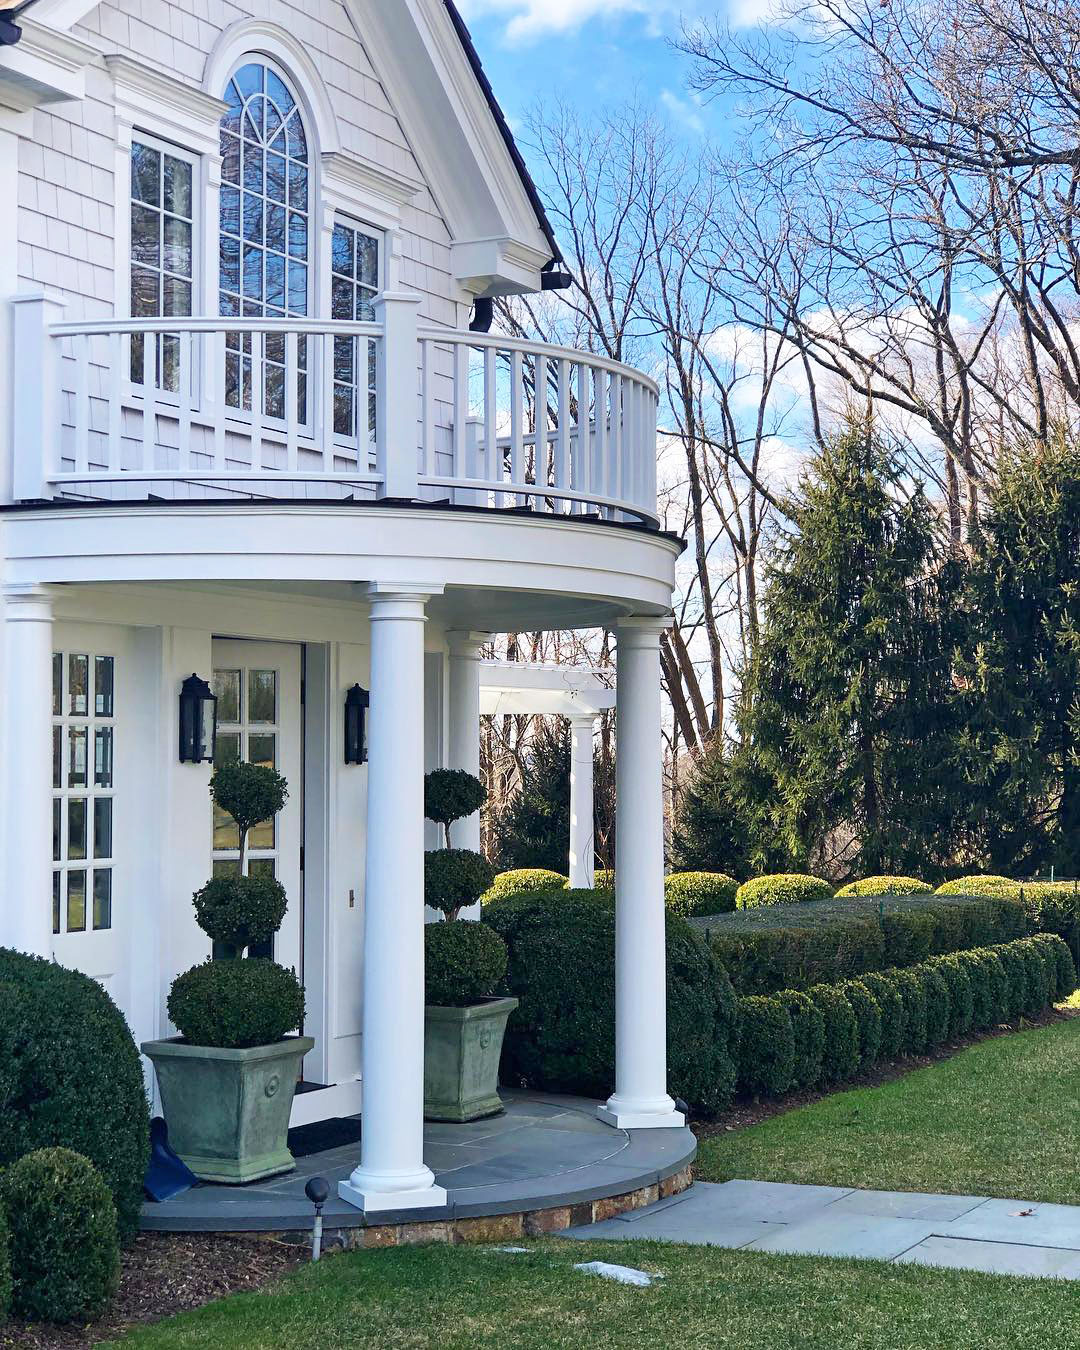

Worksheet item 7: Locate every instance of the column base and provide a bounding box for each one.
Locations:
[597,1095,685,1131]
[338,1168,448,1214]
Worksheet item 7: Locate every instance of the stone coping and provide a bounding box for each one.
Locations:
[141,1091,696,1235]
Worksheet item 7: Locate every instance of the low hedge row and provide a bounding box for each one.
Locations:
[736,934,1076,1099]
[701,893,1028,995]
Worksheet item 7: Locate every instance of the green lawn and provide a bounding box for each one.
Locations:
[107,1239,1079,1349]
[699,1016,1080,1203]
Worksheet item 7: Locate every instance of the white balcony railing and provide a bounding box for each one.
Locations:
[10,294,660,527]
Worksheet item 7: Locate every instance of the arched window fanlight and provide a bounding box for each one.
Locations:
[219,62,310,420]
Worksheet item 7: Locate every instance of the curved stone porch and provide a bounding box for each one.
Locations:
[141,1091,696,1245]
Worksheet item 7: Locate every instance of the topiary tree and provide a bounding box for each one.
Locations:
[193,872,288,959]
[425,769,486,848]
[836,876,932,897]
[0,950,149,1244]
[210,761,287,872]
[425,922,509,1007]
[425,849,496,923]
[168,959,305,1050]
[665,872,738,918]
[1,1148,119,1324]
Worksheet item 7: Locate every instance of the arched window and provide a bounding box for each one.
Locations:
[219,61,310,418]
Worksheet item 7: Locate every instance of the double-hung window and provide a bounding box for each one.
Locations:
[331,221,381,446]
[129,139,195,392]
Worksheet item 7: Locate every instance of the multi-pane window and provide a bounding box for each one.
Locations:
[219,62,310,421]
[130,140,195,391]
[331,222,380,443]
[211,666,282,958]
[52,653,115,936]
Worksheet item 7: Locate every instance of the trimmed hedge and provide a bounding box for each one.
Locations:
[485,888,739,1116]
[0,950,149,1245]
[936,879,1080,962]
[836,876,932,897]
[665,872,738,919]
[702,893,1027,995]
[738,996,795,1098]
[734,936,1076,1100]
[1,1148,119,1324]
[937,875,1016,896]
[736,874,834,909]
[483,869,568,903]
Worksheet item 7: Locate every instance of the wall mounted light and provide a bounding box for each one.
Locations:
[0,0,44,47]
[344,683,369,765]
[178,674,217,764]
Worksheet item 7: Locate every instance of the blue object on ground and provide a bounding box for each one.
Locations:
[143,1117,199,1203]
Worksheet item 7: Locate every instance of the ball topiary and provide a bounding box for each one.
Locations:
[210,761,288,867]
[835,876,932,897]
[425,920,508,1007]
[0,1200,10,1324]
[841,979,883,1069]
[193,873,288,956]
[484,868,568,902]
[936,875,1018,897]
[425,769,487,846]
[776,989,825,1089]
[737,995,795,1098]
[807,982,859,1081]
[736,874,834,909]
[485,888,739,1116]
[168,959,305,1050]
[1,1148,119,1324]
[664,872,738,918]
[0,950,149,1244]
[425,848,496,921]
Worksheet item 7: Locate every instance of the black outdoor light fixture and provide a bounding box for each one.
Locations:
[178,674,217,765]
[0,0,43,47]
[344,683,369,765]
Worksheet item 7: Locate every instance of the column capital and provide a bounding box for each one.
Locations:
[614,615,673,646]
[447,630,490,657]
[365,582,444,621]
[2,583,54,620]
[566,709,599,729]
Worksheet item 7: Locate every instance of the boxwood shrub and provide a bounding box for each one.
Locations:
[932,954,974,1038]
[841,980,883,1069]
[736,874,834,909]
[425,920,508,1006]
[485,889,739,1116]
[1032,931,1078,999]
[1,1148,119,1324]
[168,958,305,1050]
[593,868,616,891]
[777,989,825,1090]
[807,983,859,1082]
[737,995,795,1099]
[995,942,1028,1022]
[835,876,932,897]
[0,950,149,1244]
[859,971,905,1059]
[936,875,1016,896]
[919,965,952,1046]
[892,967,928,1053]
[703,893,1025,995]
[483,869,568,902]
[665,872,738,918]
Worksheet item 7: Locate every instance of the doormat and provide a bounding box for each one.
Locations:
[287,1117,363,1158]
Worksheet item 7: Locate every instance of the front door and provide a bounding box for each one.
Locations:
[210,641,302,976]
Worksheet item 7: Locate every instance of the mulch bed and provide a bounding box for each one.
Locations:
[692,1004,1080,1141]
[0,1233,306,1348]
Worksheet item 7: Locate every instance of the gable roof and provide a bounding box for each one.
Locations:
[441,0,561,269]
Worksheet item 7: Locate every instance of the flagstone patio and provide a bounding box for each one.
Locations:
[141,1091,696,1237]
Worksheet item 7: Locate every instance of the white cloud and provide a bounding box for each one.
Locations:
[659,89,705,135]
[456,0,672,43]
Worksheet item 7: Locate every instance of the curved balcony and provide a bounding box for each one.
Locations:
[10,294,660,529]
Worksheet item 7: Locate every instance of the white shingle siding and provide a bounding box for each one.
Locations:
[18,0,458,329]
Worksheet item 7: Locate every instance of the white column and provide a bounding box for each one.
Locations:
[568,713,596,890]
[0,584,54,958]
[446,630,489,857]
[598,618,684,1131]
[340,584,448,1212]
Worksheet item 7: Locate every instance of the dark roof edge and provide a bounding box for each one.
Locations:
[442,0,563,270]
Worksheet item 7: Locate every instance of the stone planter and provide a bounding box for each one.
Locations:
[142,1035,314,1184]
[424,997,519,1122]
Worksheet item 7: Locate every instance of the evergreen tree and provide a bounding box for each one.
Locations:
[492,719,615,874]
[669,740,757,878]
[960,434,1080,875]
[730,420,963,879]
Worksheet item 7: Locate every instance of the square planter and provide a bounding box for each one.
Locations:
[424,996,519,1122]
[142,1035,314,1184]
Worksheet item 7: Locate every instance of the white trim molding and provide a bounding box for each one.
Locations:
[0,18,98,113]
[107,56,228,159]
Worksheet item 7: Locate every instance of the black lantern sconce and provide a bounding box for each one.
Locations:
[344,684,369,765]
[178,674,217,764]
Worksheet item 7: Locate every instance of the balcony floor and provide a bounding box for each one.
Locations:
[140,1091,696,1234]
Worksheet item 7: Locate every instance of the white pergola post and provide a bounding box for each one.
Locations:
[598,618,684,1131]
[568,713,596,890]
[339,584,448,1213]
[0,584,54,958]
[446,630,489,856]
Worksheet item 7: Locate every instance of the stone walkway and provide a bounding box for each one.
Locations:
[563,1180,1080,1279]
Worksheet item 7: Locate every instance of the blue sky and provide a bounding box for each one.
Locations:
[453,1,734,138]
